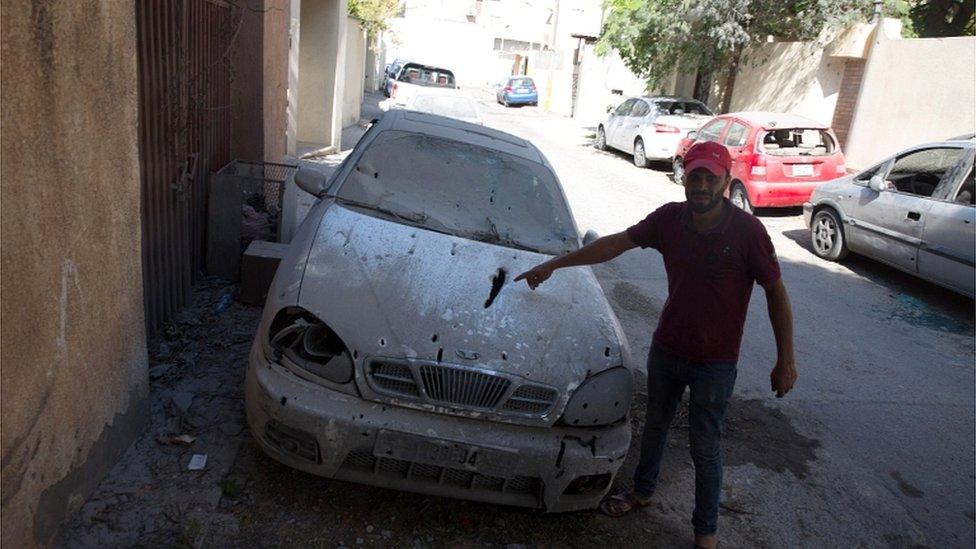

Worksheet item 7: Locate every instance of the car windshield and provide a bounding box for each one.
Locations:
[336,130,578,255]
[410,95,478,119]
[759,128,835,156]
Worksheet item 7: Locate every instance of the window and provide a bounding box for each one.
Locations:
[614,99,636,116]
[953,167,974,205]
[698,119,726,142]
[631,100,650,117]
[656,100,712,116]
[723,122,749,147]
[854,162,887,185]
[886,147,967,197]
[759,128,835,156]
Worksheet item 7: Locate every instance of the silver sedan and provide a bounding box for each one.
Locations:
[804,138,975,297]
[246,110,634,512]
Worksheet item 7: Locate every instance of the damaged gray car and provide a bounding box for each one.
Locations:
[245,109,634,512]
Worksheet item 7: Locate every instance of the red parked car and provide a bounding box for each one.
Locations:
[673,112,846,213]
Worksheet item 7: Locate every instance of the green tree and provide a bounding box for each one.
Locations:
[597,0,876,111]
[909,0,975,37]
[348,0,402,35]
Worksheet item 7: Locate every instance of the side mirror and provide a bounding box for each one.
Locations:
[582,229,600,246]
[295,168,329,197]
[686,131,698,140]
[869,175,886,193]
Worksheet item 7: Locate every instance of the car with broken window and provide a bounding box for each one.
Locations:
[387,62,459,106]
[804,137,975,297]
[595,96,713,168]
[245,109,634,512]
[674,112,846,213]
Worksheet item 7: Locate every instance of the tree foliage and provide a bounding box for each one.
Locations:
[596,0,874,93]
[348,0,402,35]
[908,0,975,37]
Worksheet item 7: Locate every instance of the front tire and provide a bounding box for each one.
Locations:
[810,208,850,261]
[633,138,648,168]
[595,126,607,151]
[730,183,754,215]
[672,157,684,185]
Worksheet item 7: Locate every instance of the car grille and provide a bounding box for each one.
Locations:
[366,358,558,418]
[340,449,541,495]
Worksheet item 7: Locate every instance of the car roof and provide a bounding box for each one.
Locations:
[380,109,544,163]
[641,95,704,103]
[725,111,830,130]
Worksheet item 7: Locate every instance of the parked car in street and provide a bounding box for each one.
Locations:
[496,76,538,107]
[674,112,846,213]
[595,96,712,168]
[380,88,485,125]
[388,62,459,104]
[246,109,634,512]
[804,137,975,297]
[383,58,411,97]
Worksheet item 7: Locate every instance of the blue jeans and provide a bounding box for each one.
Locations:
[633,345,737,536]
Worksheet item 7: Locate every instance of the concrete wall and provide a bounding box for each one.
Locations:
[574,44,647,126]
[296,0,348,149]
[342,17,367,127]
[844,27,976,169]
[264,0,292,160]
[0,2,149,546]
[729,39,844,125]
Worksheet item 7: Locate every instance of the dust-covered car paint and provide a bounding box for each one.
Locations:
[245,110,634,511]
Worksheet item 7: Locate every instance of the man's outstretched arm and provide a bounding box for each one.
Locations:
[515,231,637,290]
[764,278,797,397]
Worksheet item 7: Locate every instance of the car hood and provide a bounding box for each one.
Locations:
[297,203,629,390]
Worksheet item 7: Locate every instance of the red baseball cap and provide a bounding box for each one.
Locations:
[684,141,731,177]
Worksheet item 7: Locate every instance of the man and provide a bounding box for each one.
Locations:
[514,141,797,549]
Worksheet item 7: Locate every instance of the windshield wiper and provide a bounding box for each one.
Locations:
[336,197,430,225]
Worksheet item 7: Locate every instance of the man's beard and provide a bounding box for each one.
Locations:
[686,190,724,214]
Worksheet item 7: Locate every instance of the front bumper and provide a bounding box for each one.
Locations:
[748,180,824,207]
[244,344,631,512]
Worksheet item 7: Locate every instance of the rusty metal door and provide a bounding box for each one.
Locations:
[136,0,235,332]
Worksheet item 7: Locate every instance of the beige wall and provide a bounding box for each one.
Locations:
[296,0,348,149]
[343,17,367,127]
[1,1,149,546]
[844,28,976,169]
[729,39,844,124]
[264,0,292,160]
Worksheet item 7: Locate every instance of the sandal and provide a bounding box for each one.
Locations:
[598,490,651,517]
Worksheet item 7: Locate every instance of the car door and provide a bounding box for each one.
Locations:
[845,147,965,273]
[606,99,636,150]
[617,99,650,154]
[917,153,975,296]
[722,120,751,182]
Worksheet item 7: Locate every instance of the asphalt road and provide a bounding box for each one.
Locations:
[477,96,976,547]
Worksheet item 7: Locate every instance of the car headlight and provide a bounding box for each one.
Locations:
[265,307,356,391]
[560,367,633,427]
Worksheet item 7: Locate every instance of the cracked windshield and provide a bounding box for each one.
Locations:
[336,129,579,255]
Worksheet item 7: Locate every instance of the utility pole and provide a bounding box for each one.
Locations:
[872,0,882,22]
[544,0,560,112]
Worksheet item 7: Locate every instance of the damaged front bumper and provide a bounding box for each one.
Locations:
[245,345,631,512]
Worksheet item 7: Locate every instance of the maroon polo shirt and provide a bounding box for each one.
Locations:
[625,200,781,363]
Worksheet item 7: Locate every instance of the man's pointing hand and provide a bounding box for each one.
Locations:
[514,264,554,290]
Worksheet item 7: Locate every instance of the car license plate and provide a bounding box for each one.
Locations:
[517,88,530,93]
[374,430,519,478]
[792,164,814,177]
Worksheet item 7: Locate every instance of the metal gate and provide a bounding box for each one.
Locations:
[136,0,236,332]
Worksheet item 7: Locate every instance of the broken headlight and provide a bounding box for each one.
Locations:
[559,367,632,427]
[266,307,355,388]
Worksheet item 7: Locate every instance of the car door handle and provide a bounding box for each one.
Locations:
[906,211,921,221]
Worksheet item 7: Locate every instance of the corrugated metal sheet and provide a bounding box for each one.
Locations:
[137,0,235,332]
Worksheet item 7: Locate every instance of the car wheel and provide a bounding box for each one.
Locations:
[503,98,510,108]
[810,208,850,261]
[595,126,607,151]
[633,139,648,168]
[672,157,684,185]
[730,183,754,215]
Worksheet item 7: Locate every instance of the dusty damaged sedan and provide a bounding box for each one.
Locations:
[245,110,634,512]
